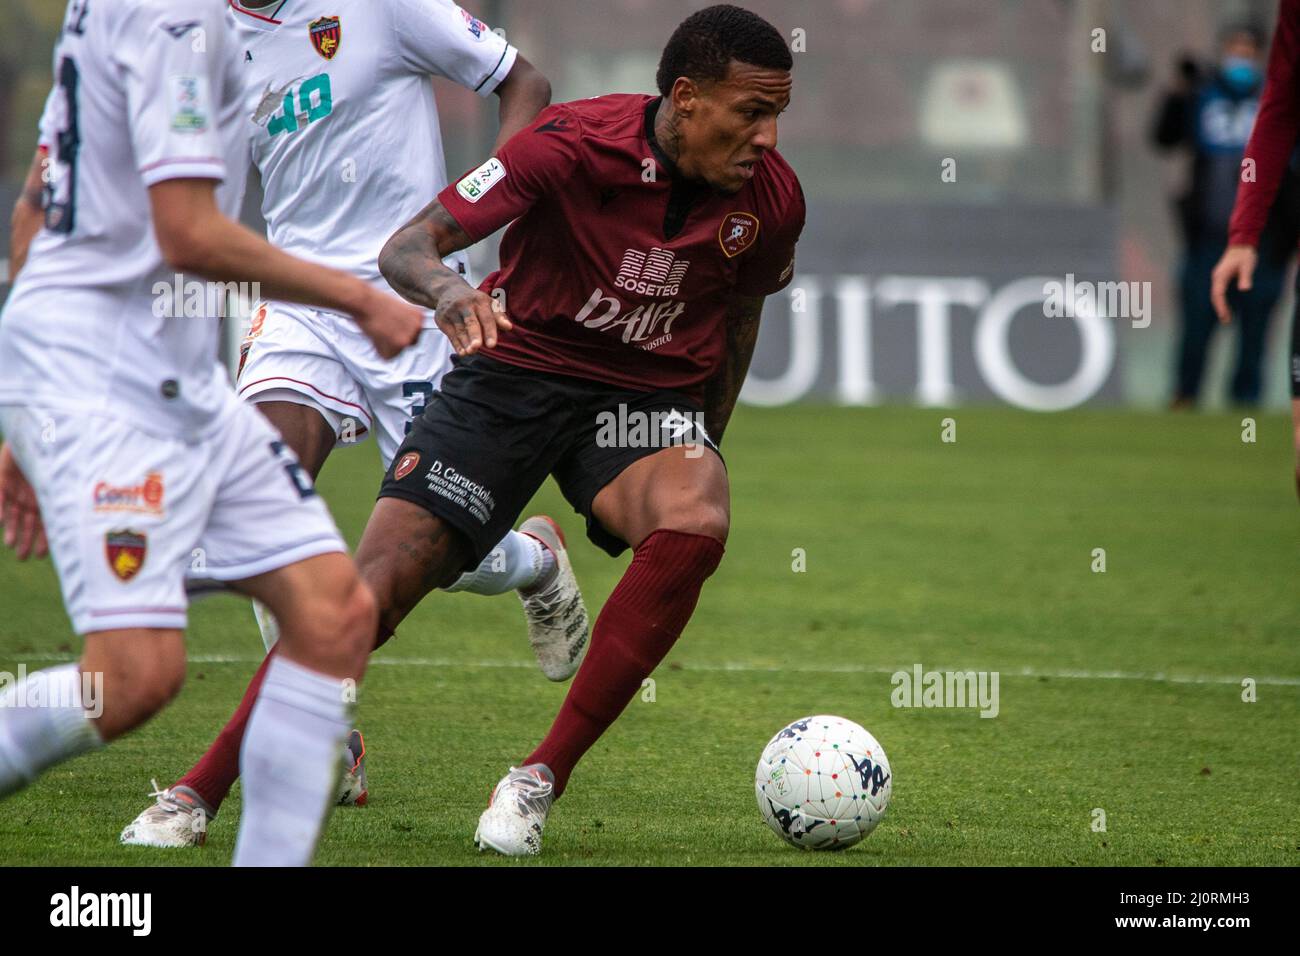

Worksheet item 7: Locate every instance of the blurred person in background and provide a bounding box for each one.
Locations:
[1153,20,1299,410]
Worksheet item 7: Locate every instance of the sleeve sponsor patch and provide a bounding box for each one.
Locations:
[456,157,506,203]
[169,74,209,134]
[460,7,489,40]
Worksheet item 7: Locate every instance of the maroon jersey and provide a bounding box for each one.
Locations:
[439,93,806,399]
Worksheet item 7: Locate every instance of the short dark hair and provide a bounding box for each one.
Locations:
[656,4,792,98]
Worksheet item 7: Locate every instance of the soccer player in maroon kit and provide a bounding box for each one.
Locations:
[371,4,804,854]
[1212,0,1300,498]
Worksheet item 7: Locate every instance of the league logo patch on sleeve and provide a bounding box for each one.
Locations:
[169,75,209,134]
[456,157,506,203]
[719,212,760,258]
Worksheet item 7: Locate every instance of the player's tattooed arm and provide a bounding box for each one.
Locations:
[379,202,473,308]
[8,148,47,282]
[379,201,512,356]
[703,294,766,444]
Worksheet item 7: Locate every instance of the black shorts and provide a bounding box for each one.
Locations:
[378,355,722,565]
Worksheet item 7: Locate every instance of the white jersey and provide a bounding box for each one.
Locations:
[231,0,516,288]
[0,0,249,438]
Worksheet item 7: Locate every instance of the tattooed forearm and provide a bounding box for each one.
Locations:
[379,201,476,311]
[704,295,766,444]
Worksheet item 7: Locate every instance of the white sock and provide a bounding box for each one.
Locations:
[443,529,552,595]
[0,664,103,799]
[232,656,353,867]
[252,599,281,653]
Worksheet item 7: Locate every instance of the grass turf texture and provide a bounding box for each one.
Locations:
[0,405,1296,866]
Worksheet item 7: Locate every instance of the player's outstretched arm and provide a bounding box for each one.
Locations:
[703,294,767,444]
[8,148,47,282]
[379,200,512,356]
[148,178,423,359]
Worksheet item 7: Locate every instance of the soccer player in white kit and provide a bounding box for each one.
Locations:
[114,0,588,847]
[0,0,428,865]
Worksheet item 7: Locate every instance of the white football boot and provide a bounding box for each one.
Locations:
[337,730,368,806]
[120,782,214,848]
[474,764,555,856]
[121,731,366,849]
[518,516,589,681]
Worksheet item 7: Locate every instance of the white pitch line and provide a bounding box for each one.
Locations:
[8,654,1300,687]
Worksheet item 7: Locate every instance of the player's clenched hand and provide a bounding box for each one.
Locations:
[1210,245,1257,325]
[435,286,512,357]
[353,287,425,359]
[0,441,48,561]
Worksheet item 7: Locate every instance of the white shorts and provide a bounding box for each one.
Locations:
[0,402,345,635]
[237,301,456,468]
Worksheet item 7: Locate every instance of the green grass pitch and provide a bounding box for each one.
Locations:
[1,405,1297,866]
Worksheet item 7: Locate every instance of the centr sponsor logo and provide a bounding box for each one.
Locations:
[93,472,165,515]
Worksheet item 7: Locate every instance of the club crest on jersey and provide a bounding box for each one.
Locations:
[105,531,147,583]
[719,212,760,258]
[309,16,341,60]
[394,452,421,481]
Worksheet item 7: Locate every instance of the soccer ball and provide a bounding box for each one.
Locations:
[755,715,892,850]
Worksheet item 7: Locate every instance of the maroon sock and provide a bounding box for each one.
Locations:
[178,616,390,809]
[524,529,724,796]
[175,650,275,811]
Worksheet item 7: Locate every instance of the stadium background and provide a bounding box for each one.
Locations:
[0,1,1295,870]
[0,0,1292,411]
